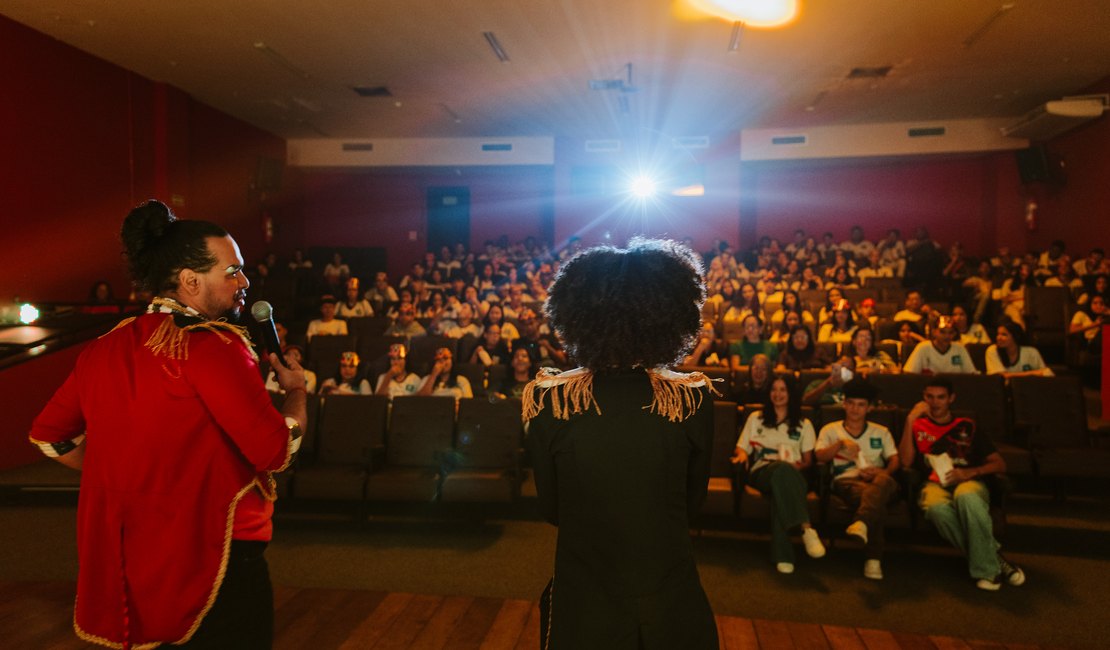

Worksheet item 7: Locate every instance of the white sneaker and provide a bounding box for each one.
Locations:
[998,554,1026,586]
[977,576,1002,591]
[864,559,883,580]
[802,528,826,558]
[846,520,869,545]
[776,562,795,574]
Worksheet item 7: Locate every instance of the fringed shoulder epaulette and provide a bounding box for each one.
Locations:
[144,317,257,362]
[521,367,722,424]
[521,367,599,423]
[100,316,137,337]
[644,369,721,422]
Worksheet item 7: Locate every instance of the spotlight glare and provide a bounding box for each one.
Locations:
[19,303,39,324]
[629,175,658,199]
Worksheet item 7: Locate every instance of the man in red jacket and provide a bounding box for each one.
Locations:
[29,200,306,649]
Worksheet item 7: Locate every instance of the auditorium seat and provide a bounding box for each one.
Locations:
[293,394,388,501]
[1009,375,1110,488]
[307,334,357,381]
[944,373,1033,476]
[700,401,740,517]
[408,335,456,375]
[454,362,487,399]
[870,373,929,409]
[365,395,456,502]
[1023,287,1070,364]
[346,316,390,340]
[440,398,524,502]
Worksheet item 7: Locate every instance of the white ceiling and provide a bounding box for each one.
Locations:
[3,0,1109,140]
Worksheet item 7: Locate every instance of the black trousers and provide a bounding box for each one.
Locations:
[172,541,273,649]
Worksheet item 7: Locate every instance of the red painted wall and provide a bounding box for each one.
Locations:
[0,15,284,304]
[290,166,554,280]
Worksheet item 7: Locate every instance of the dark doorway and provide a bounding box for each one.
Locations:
[427,187,471,254]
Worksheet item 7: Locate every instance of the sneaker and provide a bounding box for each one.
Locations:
[846,520,869,545]
[998,554,1026,586]
[864,559,883,580]
[976,576,1002,591]
[776,562,795,574]
[802,528,826,558]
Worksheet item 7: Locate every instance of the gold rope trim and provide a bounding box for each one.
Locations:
[645,370,721,422]
[522,368,720,423]
[101,317,136,338]
[522,368,600,422]
[142,316,257,362]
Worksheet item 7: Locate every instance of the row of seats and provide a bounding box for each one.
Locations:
[272,394,525,504]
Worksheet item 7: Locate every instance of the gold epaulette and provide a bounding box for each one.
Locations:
[521,367,721,423]
[522,367,599,422]
[144,317,257,362]
[100,316,137,337]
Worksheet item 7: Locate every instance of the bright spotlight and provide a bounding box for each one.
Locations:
[19,303,39,324]
[629,175,659,199]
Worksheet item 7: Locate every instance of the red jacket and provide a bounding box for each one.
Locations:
[29,313,293,648]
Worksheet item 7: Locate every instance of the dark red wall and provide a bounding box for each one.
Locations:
[1,343,89,470]
[0,15,284,304]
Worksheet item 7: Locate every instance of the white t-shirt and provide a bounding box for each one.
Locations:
[957,324,991,345]
[306,318,349,340]
[420,374,473,399]
[1071,311,1103,342]
[736,411,816,473]
[375,372,422,398]
[265,369,317,394]
[903,341,978,374]
[984,345,1052,376]
[336,300,374,318]
[816,421,897,481]
[321,378,371,395]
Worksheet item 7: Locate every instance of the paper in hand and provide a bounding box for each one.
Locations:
[926,453,955,486]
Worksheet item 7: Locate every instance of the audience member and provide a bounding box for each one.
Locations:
[818,299,857,343]
[778,324,829,372]
[482,303,519,342]
[1073,247,1106,278]
[903,316,977,374]
[803,355,856,405]
[815,378,900,580]
[374,344,421,398]
[383,303,426,339]
[305,295,348,341]
[264,345,317,394]
[850,327,899,376]
[322,251,350,294]
[893,290,928,324]
[495,348,537,399]
[731,375,825,574]
[998,263,1036,328]
[950,305,990,345]
[336,278,374,318]
[899,377,1024,591]
[320,351,371,395]
[365,271,400,313]
[470,323,511,367]
[737,354,774,405]
[729,315,778,369]
[515,309,568,367]
[684,322,724,366]
[418,347,473,398]
[984,321,1052,378]
[876,229,906,277]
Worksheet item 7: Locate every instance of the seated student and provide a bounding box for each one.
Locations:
[731,375,825,574]
[818,298,857,344]
[265,345,317,394]
[817,287,848,325]
[305,295,348,341]
[777,324,830,372]
[434,302,483,339]
[336,277,374,318]
[850,326,899,376]
[815,379,900,580]
[899,377,1025,591]
[736,354,774,405]
[950,304,990,345]
[893,290,928,324]
[729,315,778,370]
[418,347,473,399]
[374,344,422,398]
[903,316,978,374]
[803,356,856,405]
[470,323,511,367]
[494,347,537,400]
[365,271,400,314]
[320,351,372,395]
[770,289,816,330]
[985,321,1053,378]
[1076,273,1108,307]
[684,321,726,366]
[383,302,427,339]
[856,298,880,329]
[769,310,803,345]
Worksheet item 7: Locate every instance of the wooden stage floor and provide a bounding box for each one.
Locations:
[1,582,1063,649]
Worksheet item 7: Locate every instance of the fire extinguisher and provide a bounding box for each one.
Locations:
[1024,199,1037,231]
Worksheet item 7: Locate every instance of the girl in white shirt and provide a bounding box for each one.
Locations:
[985,321,1052,377]
[732,376,825,573]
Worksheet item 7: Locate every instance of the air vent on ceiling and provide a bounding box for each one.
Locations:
[771,135,807,146]
[341,142,374,152]
[908,127,946,138]
[352,86,392,97]
[846,66,892,79]
[673,136,710,150]
[584,140,621,153]
[481,143,513,152]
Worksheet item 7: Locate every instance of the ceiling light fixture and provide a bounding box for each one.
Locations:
[728,21,745,52]
[685,0,797,28]
[253,41,311,79]
[963,3,1016,48]
[482,32,510,63]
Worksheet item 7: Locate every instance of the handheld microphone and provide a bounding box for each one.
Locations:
[250,300,283,355]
